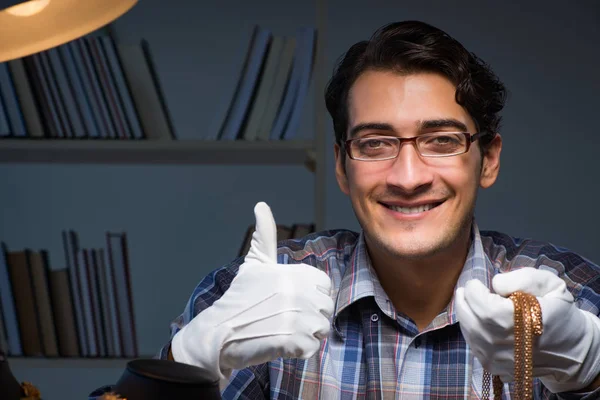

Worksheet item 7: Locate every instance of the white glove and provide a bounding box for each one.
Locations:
[455,267,600,393]
[171,202,334,389]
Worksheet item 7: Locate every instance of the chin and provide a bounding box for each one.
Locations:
[382,235,450,260]
[365,219,469,261]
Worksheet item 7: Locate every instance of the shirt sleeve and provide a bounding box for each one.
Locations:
[542,386,600,400]
[221,364,270,399]
[542,253,600,400]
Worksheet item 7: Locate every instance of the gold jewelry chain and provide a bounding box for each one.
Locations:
[482,291,544,400]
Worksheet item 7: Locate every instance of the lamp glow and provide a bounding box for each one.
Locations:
[4,0,50,16]
[0,0,137,62]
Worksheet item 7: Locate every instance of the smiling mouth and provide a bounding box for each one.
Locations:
[382,202,443,215]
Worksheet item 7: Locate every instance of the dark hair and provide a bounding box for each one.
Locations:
[325,20,507,156]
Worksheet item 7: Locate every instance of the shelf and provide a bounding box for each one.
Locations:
[7,356,150,369]
[0,139,316,167]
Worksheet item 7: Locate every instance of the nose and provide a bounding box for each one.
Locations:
[385,142,434,193]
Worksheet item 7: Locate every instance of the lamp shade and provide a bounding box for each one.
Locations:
[0,0,137,63]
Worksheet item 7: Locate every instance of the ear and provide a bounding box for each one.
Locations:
[480,133,502,189]
[334,143,350,195]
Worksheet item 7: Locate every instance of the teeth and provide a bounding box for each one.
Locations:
[388,203,436,214]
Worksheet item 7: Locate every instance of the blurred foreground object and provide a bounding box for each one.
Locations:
[0,0,137,62]
[1,353,221,399]
[100,359,222,400]
[0,350,41,400]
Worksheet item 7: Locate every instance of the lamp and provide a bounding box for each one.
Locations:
[0,0,138,63]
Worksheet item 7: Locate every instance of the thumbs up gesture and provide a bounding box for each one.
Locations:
[171,202,334,388]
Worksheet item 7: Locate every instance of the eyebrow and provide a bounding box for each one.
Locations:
[418,118,468,132]
[348,122,394,138]
[348,118,469,138]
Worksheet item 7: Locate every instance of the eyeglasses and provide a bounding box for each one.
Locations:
[344,132,487,161]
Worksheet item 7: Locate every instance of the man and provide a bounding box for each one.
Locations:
[93,20,600,399]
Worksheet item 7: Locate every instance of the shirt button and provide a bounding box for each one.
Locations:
[370,314,379,322]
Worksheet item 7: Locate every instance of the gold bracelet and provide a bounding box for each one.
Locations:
[482,291,543,400]
[99,393,127,400]
[20,381,41,400]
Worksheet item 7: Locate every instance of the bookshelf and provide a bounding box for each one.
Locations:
[7,356,141,369]
[0,137,323,227]
[0,138,318,168]
[0,2,329,393]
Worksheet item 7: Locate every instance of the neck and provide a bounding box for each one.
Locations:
[368,227,472,332]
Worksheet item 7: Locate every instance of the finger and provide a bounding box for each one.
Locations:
[463,280,514,329]
[455,288,496,370]
[454,288,479,350]
[308,290,335,320]
[492,268,572,301]
[244,202,278,264]
[455,287,478,339]
[289,332,322,360]
[303,266,332,297]
[310,313,332,340]
[294,313,332,344]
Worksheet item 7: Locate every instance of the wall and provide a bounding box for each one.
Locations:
[3,0,599,398]
[324,0,600,264]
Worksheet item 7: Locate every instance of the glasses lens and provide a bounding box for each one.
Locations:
[351,137,398,160]
[417,133,467,156]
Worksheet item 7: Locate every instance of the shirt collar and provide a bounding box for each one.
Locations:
[332,221,497,338]
[333,230,389,319]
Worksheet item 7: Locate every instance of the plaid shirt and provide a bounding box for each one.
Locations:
[90,223,600,399]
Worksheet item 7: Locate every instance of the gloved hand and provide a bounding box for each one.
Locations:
[171,202,334,389]
[455,267,600,393]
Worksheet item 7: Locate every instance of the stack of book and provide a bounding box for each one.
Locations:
[0,230,138,359]
[0,23,317,142]
[0,32,175,141]
[214,25,317,142]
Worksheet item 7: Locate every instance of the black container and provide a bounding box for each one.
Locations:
[112,359,222,399]
[0,351,23,400]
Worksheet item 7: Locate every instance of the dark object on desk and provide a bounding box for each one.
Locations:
[0,350,22,400]
[0,350,41,400]
[107,359,221,399]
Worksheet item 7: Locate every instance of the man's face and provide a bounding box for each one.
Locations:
[335,70,501,261]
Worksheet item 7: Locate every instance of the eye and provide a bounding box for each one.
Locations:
[365,139,385,148]
[432,135,458,144]
[418,133,466,155]
[352,137,396,157]
[423,134,463,146]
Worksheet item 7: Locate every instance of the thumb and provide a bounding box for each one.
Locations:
[492,267,573,301]
[244,202,278,264]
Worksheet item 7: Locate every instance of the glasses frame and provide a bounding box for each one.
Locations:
[344,132,488,161]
